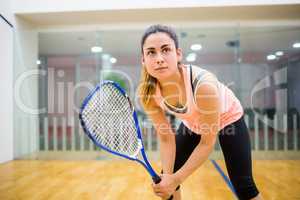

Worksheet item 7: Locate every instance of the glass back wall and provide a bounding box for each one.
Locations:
[14,25,299,159]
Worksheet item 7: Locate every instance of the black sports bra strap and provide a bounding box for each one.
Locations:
[189,64,194,94]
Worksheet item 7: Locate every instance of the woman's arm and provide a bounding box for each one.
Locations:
[144,99,176,175]
[174,77,220,184]
[149,75,221,199]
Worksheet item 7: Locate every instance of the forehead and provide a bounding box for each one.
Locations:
[143,32,175,49]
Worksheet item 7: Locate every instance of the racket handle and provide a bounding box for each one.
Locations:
[152,175,161,184]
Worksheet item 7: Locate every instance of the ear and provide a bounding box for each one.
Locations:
[176,48,183,63]
[141,56,145,66]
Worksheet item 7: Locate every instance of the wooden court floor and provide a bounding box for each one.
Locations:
[0,160,299,200]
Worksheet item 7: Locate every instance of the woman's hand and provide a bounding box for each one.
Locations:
[152,174,180,199]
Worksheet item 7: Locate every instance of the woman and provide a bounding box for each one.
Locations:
[138,24,262,200]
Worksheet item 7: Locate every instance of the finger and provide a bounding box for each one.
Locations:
[155,192,164,198]
[160,194,169,199]
[154,187,162,193]
[153,189,160,194]
[152,184,160,190]
[155,191,168,197]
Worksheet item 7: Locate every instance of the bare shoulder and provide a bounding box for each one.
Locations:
[191,65,218,82]
[190,65,218,95]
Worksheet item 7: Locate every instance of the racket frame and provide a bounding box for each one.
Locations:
[79,80,160,182]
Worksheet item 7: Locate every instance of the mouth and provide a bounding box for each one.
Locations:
[155,67,168,71]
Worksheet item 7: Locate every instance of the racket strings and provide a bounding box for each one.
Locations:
[81,84,140,157]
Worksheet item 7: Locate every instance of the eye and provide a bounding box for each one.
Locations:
[147,51,155,55]
[162,48,171,53]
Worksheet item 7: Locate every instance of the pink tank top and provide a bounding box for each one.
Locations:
[154,65,244,134]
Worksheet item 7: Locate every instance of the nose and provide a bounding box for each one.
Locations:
[156,52,164,65]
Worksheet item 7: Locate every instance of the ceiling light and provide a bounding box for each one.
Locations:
[186,53,196,62]
[36,60,41,65]
[293,42,300,48]
[267,54,276,61]
[110,57,117,64]
[91,46,103,53]
[275,51,284,56]
[190,44,202,51]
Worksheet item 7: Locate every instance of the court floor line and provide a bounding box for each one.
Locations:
[211,159,237,198]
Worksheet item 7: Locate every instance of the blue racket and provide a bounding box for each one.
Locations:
[79,80,161,184]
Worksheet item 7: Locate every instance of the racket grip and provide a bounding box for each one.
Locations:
[152,175,161,184]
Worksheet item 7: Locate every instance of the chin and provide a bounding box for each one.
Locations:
[154,72,173,81]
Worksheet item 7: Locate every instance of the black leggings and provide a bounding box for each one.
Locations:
[173,116,259,200]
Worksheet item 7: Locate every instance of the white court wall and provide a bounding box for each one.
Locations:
[1,0,40,161]
[0,0,13,22]
[0,1,14,163]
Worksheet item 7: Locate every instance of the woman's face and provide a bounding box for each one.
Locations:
[142,32,182,81]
